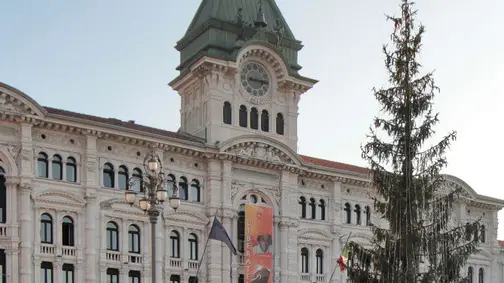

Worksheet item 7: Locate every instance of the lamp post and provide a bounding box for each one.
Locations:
[125,150,180,283]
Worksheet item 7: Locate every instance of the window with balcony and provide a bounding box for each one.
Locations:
[301,247,309,273]
[107,268,119,283]
[106,222,119,251]
[128,225,140,254]
[52,154,63,180]
[62,264,74,283]
[41,262,53,283]
[37,152,49,178]
[129,270,141,283]
[170,231,180,258]
[66,157,77,182]
[62,216,74,246]
[103,163,115,188]
[41,213,53,244]
[189,233,198,260]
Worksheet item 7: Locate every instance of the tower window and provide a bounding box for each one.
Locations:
[250,107,259,129]
[276,113,284,135]
[52,154,63,180]
[223,102,232,125]
[261,110,269,132]
[239,105,248,127]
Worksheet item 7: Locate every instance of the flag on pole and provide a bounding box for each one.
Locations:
[336,242,350,271]
[208,217,237,255]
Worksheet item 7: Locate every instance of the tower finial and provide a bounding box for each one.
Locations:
[254,0,268,28]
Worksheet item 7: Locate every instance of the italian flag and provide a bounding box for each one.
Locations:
[336,244,349,271]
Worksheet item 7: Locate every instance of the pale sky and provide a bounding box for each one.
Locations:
[1,1,503,238]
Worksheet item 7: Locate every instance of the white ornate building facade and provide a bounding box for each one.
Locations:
[1,0,504,283]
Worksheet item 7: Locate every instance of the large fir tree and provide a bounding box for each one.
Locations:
[347,1,481,282]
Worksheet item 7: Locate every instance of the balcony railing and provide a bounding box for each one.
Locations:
[188,260,199,271]
[61,246,76,257]
[105,251,121,262]
[170,258,182,268]
[40,244,56,255]
[129,253,143,264]
[315,275,326,282]
[0,224,7,237]
[300,273,311,281]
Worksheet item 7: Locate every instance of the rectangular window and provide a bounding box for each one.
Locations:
[170,275,180,283]
[238,274,244,283]
[62,264,74,283]
[41,262,53,283]
[129,270,141,283]
[107,268,119,283]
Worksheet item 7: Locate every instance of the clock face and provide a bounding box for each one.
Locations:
[240,62,270,97]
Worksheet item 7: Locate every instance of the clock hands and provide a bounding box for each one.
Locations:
[248,77,269,86]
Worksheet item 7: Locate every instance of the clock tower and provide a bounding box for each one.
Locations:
[169,0,317,152]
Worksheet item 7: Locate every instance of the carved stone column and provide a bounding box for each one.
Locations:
[206,159,223,282]
[286,219,299,282]
[19,184,33,283]
[5,249,19,283]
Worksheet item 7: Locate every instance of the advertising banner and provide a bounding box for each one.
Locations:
[244,204,273,283]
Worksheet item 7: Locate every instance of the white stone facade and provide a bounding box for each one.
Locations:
[1,15,504,283]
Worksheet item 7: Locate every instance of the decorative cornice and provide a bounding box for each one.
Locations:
[298,228,333,242]
[164,210,209,226]
[33,189,86,209]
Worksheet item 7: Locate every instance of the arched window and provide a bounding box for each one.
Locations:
[239,105,248,127]
[301,247,309,273]
[223,102,232,125]
[344,203,351,224]
[52,154,63,180]
[190,179,201,202]
[318,199,326,220]
[237,206,245,252]
[355,205,362,225]
[128,225,140,254]
[103,163,114,188]
[365,206,371,226]
[106,222,119,251]
[170,231,180,258]
[309,198,316,219]
[250,108,259,129]
[299,197,306,218]
[261,110,269,132]
[188,233,198,260]
[37,152,49,178]
[132,168,143,193]
[276,113,284,135]
[118,165,129,190]
[167,174,176,197]
[62,216,74,246]
[66,157,77,182]
[468,267,473,283]
[316,249,323,274]
[478,268,484,283]
[41,213,53,244]
[0,167,6,223]
[465,223,472,241]
[480,225,486,243]
[179,177,188,200]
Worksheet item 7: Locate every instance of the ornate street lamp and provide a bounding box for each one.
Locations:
[124,150,180,283]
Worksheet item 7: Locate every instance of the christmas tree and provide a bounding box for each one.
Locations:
[347,1,481,282]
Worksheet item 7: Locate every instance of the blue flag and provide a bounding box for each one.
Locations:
[209,217,237,255]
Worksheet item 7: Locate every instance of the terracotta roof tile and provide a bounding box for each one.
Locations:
[44,107,205,144]
[299,155,369,175]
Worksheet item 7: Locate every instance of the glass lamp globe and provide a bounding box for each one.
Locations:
[139,197,149,211]
[125,190,137,205]
[156,188,168,203]
[147,156,159,172]
[169,196,180,211]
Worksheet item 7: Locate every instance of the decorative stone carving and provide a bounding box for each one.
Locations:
[298,228,333,242]
[0,125,20,136]
[165,210,209,226]
[230,181,246,200]
[225,142,294,165]
[86,161,97,173]
[0,93,33,116]
[33,190,86,209]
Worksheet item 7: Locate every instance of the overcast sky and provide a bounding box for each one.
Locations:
[1,0,503,238]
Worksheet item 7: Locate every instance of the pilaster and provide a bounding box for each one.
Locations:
[19,123,33,177]
[84,194,98,283]
[19,184,33,283]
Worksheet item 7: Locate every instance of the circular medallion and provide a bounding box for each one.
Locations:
[240,62,271,97]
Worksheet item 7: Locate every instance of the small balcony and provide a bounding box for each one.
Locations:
[104,250,121,262]
[300,273,311,281]
[0,223,7,237]
[128,253,144,264]
[315,275,326,282]
[40,244,56,255]
[188,260,199,271]
[61,246,76,257]
[170,258,182,268]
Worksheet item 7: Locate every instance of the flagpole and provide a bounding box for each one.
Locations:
[195,209,220,281]
[328,232,352,283]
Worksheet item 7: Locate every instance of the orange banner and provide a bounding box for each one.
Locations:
[244,204,273,283]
